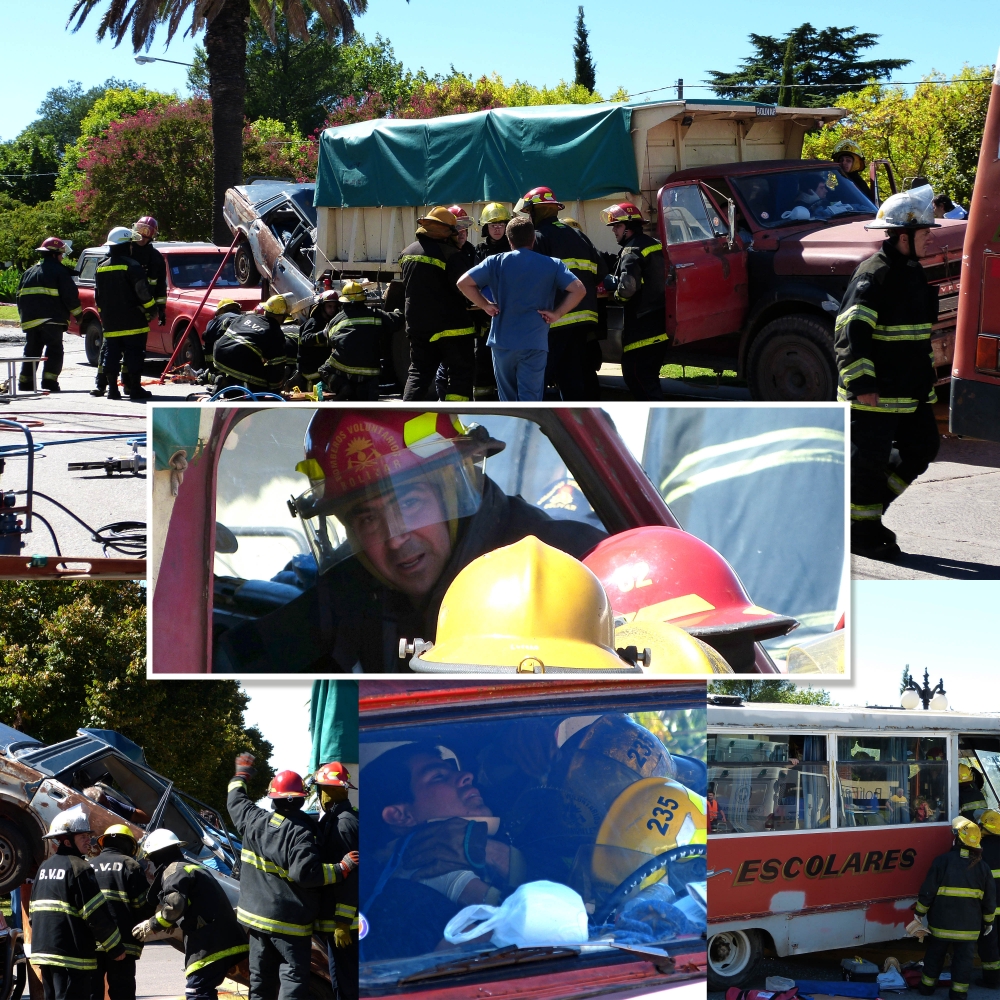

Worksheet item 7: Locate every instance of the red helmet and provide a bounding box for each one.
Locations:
[515,186,565,213]
[133,216,159,238]
[600,203,644,226]
[583,526,797,643]
[36,237,70,254]
[267,770,307,798]
[447,205,473,230]
[292,410,504,573]
[314,762,357,789]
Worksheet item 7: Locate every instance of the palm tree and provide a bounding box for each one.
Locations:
[68,0,367,244]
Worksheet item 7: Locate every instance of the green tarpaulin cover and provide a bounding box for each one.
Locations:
[315,103,638,208]
[309,680,359,770]
[152,409,203,472]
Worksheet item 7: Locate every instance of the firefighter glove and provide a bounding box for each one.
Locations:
[132,918,160,943]
[333,925,353,949]
[401,817,488,880]
[335,851,359,878]
[234,752,256,780]
[602,274,619,293]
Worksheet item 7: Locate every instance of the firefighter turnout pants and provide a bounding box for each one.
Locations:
[96,339,132,391]
[980,922,1000,986]
[621,309,668,401]
[102,334,147,393]
[851,402,940,523]
[247,930,311,1000]
[184,956,235,1000]
[922,934,975,997]
[40,966,92,1000]
[403,332,474,402]
[325,373,380,401]
[327,937,358,1000]
[91,954,137,1000]
[544,322,591,401]
[19,322,64,388]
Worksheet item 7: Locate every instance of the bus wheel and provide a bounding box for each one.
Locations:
[707,929,762,990]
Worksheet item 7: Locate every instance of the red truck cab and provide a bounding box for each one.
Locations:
[69,241,262,369]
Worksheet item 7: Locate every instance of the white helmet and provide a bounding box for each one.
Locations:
[867,184,940,230]
[140,827,185,857]
[107,226,140,245]
[42,804,93,840]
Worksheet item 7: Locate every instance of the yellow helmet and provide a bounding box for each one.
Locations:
[832,138,865,172]
[215,298,240,314]
[339,280,366,303]
[99,823,136,847]
[981,810,1000,836]
[956,818,982,849]
[561,217,581,230]
[417,206,458,230]
[591,777,706,890]
[263,294,289,316]
[959,762,975,784]
[612,619,733,674]
[412,535,630,674]
[480,202,512,227]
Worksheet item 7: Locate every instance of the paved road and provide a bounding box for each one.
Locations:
[135,942,187,1000]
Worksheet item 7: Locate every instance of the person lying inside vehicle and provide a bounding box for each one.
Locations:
[214,410,607,672]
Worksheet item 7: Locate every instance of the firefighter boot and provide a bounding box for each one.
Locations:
[129,386,152,402]
[106,381,123,401]
[850,519,901,562]
[90,372,108,397]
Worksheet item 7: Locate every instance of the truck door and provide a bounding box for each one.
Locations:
[658,182,749,347]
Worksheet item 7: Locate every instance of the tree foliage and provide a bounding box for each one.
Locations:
[31,79,139,152]
[0,192,89,271]
[0,130,62,206]
[709,24,910,107]
[709,680,833,705]
[573,7,596,93]
[0,581,273,813]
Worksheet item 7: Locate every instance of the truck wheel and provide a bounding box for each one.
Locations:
[747,314,836,401]
[707,929,763,991]
[82,320,104,367]
[0,820,32,895]
[173,324,205,369]
[234,241,260,287]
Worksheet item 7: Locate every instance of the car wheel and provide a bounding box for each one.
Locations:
[747,313,837,401]
[0,819,33,895]
[707,929,763,991]
[234,241,260,287]
[173,323,205,369]
[82,320,104,367]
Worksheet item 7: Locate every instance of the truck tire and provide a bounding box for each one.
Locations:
[173,323,205,369]
[707,929,763,991]
[82,319,104,367]
[747,314,837,401]
[234,241,260,287]
[0,820,33,896]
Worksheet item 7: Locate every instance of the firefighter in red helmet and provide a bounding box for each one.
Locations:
[214,410,607,673]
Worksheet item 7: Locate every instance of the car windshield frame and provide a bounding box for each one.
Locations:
[166,253,243,289]
[731,166,877,230]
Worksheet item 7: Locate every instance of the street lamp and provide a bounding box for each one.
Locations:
[135,55,193,67]
[901,666,949,711]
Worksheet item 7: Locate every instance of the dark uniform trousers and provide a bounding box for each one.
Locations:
[247,930,311,1000]
[184,956,234,1000]
[103,335,147,393]
[329,939,358,1000]
[980,926,1000,985]
[621,309,668,401]
[41,966,92,1000]
[23,323,65,387]
[403,334,474,401]
[923,935,976,997]
[545,323,590,401]
[91,954,137,1000]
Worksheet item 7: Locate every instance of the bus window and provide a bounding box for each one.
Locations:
[707,734,829,833]
[836,736,947,827]
[973,750,1000,811]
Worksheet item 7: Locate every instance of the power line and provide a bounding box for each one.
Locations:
[627,75,993,100]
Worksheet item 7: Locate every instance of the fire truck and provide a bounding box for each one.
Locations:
[706,698,1000,990]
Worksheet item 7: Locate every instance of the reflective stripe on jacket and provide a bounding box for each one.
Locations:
[90,848,151,958]
[94,248,156,337]
[916,846,996,941]
[399,235,472,338]
[17,257,81,331]
[533,219,600,328]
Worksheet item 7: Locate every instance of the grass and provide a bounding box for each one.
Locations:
[0,305,17,321]
[659,363,746,387]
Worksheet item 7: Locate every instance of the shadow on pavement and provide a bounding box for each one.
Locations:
[892,551,1000,580]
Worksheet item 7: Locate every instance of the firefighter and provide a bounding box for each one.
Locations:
[832,139,874,202]
[89,824,149,1000]
[227,754,358,1000]
[959,763,989,819]
[515,186,601,400]
[213,294,294,393]
[469,202,511,399]
[291,290,340,389]
[978,810,1000,987]
[130,217,167,323]
[915,819,996,999]
[316,281,403,401]
[477,203,511,260]
[30,805,126,1000]
[131,828,249,1000]
[836,186,942,560]
[15,236,81,392]
[601,202,668,401]
[203,300,243,372]
[94,227,157,402]
[313,763,359,1000]
[399,206,475,401]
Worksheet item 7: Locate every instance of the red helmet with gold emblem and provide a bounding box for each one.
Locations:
[292,410,505,573]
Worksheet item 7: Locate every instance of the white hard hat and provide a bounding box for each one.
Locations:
[107,226,140,245]
[866,185,941,230]
[42,804,93,839]
[140,827,186,857]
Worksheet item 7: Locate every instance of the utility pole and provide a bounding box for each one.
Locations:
[676,78,684,100]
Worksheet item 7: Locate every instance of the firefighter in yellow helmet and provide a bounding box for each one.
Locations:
[960,761,989,819]
[405,535,734,675]
[915,819,996,1000]
[978,810,1000,987]
[212,294,294,392]
[470,203,512,399]
[203,299,243,375]
[832,138,874,202]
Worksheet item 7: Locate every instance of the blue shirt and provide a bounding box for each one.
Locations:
[466,249,577,351]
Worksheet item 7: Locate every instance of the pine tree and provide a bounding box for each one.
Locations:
[573,7,596,93]
[900,663,913,694]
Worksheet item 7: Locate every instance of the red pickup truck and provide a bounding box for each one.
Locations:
[69,241,262,369]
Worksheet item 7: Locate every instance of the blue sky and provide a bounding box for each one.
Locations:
[2,0,999,139]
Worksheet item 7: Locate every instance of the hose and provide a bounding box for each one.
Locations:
[208,386,285,402]
[16,490,146,558]
[31,511,61,556]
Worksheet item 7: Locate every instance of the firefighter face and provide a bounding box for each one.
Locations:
[488,222,507,241]
[382,753,492,830]
[455,229,468,248]
[837,154,856,174]
[611,222,628,244]
[898,228,931,259]
[73,832,96,856]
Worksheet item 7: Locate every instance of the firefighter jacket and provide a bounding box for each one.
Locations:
[983,834,1000,919]
[834,240,939,412]
[29,844,124,970]
[846,170,875,203]
[204,312,240,364]
[477,235,510,260]
[611,232,666,319]
[915,845,996,941]
[95,247,156,338]
[16,257,82,332]
[296,305,339,382]
[320,304,403,383]
[90,848,151,959]
[399,235,473,340]
[960,780,989,818]
[213,314,292,389]
[317,802,358,934]
[150,858,249,976]
[131,242,168,311]
[533,218,600,331]
[227,777,348,937]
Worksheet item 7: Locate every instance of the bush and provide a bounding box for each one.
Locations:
[0,267,19,302]
[0,193,89,271]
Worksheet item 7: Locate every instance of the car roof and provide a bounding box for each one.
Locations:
[669,158,840,182]
[82,241,229,254]
[237,179,315,208]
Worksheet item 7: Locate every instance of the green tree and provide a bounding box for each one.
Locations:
[900,664,913,694]
[0,130,61,205]
[0,192,89,271]
[708,24,910,107]
[709,680,833,705]
[0,581,273,812]
[30,79,139,153]
[573,6,596,93]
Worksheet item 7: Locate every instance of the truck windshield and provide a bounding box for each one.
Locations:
[167,254,242,288]
[732,168,877,228]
